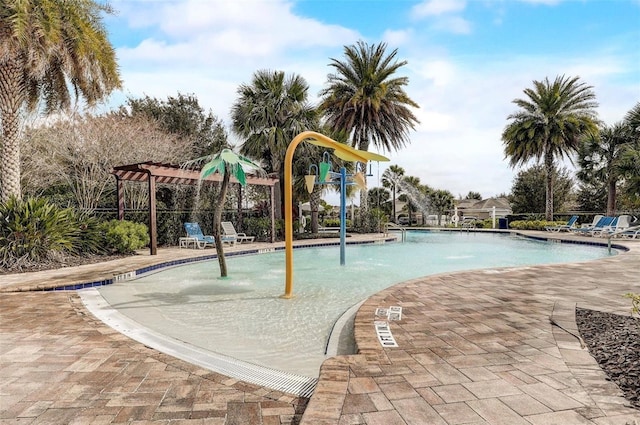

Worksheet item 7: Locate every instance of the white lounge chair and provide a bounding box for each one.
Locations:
[221,221,254,243]
[617,224,640,239]
[571,216,615,236]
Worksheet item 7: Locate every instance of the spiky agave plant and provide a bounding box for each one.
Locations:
[0,197,75,269]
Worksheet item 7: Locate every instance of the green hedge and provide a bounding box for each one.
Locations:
[508,220,561,231]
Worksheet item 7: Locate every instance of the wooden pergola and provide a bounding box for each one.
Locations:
[111,162,279,255]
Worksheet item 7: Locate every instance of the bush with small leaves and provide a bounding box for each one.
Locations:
[508,220,557,231]
[101,220,150,254]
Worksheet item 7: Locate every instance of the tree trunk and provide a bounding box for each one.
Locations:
[544,150,554,221]
[607,178,617,216]
[392,186,396,222]
[358,161,368,228]
[237,184,243,232]
[274,179,283,220]
[310,187,320,233]
[0,59,25,202]
[214,170,230,277]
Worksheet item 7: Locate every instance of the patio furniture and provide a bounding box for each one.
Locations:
[221,222,254,243]
[183,222,215,249]
[545,215,578,232]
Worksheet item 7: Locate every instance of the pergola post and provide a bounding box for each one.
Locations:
[270,185,275,243]
[116,177,125,220]
[147,172,157,255]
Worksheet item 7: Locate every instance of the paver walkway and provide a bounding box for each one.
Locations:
[303,232,640,424]
[1,231,639,424]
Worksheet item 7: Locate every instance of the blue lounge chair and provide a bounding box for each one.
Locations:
[545,215,578,232]
[594,215,632,237]
[180,223,236,249]
[579,214,604,230]
[571,216,616,236]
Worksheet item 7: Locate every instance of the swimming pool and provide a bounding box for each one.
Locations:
[87,231,616,384]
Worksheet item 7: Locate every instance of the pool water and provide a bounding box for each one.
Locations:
[96,231,615,377]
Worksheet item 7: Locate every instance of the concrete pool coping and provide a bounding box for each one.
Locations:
[1,230,639,424]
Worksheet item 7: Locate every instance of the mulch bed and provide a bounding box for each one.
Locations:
[576,307,640,409]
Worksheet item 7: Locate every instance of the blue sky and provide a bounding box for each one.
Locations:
[104,0,640,202]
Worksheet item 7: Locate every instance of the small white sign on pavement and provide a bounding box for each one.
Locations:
[374,321,398,348]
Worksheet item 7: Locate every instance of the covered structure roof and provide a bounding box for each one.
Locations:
[111,162,279,255]
[112,161,278,187]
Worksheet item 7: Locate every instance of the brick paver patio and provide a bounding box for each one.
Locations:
[1,231,639,424]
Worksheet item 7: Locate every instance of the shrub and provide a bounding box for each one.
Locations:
[241,217,284,242]
[369,208,389,233]
[101,220,150,253]
[476,219,493,229]
[67,210,107,255]
[0,196,77,269]
[508,220,556,231]
[624,293,640,317]
[322,218,353,228]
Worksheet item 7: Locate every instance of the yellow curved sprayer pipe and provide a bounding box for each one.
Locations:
[282,131,389,299]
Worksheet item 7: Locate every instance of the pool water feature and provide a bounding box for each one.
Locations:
[90,232,615,382]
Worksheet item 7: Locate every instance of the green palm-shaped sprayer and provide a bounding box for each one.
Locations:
[200,149,263,277]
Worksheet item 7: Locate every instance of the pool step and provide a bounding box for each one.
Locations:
[225,401,262,425]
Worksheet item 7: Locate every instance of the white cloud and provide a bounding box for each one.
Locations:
[410,0,471,34]
[412,0,467,18]
[115,0,359,67]
[517,0,562,5]
[435,16,472,34]
[382,29,413,46]
[411,59,458,87]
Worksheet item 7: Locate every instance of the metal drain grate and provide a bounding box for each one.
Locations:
[79,289,317,398]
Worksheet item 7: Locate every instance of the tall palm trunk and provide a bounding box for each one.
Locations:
[358,160,368,215]
[606,178,617,216]
[237,184,243,232]
[391,185,396,222]
[275,177,283,220]
[0,58,25,202]
[310,187,321,233]
[544,150,554,221]
[213,170,230,277]
[357,133,370,229]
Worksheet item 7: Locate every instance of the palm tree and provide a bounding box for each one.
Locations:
[231,70,318,218]
[502,75,598,220]
[620,103,640,200]
[578,122,633,216]
[429,189,455,226]
[197,149,263,278]
[0,0,121,202]
[381,165,405,222]
[367,187,391,215]
[399,175,422,225]
[626,102,640,137]
[319,41,419,222]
